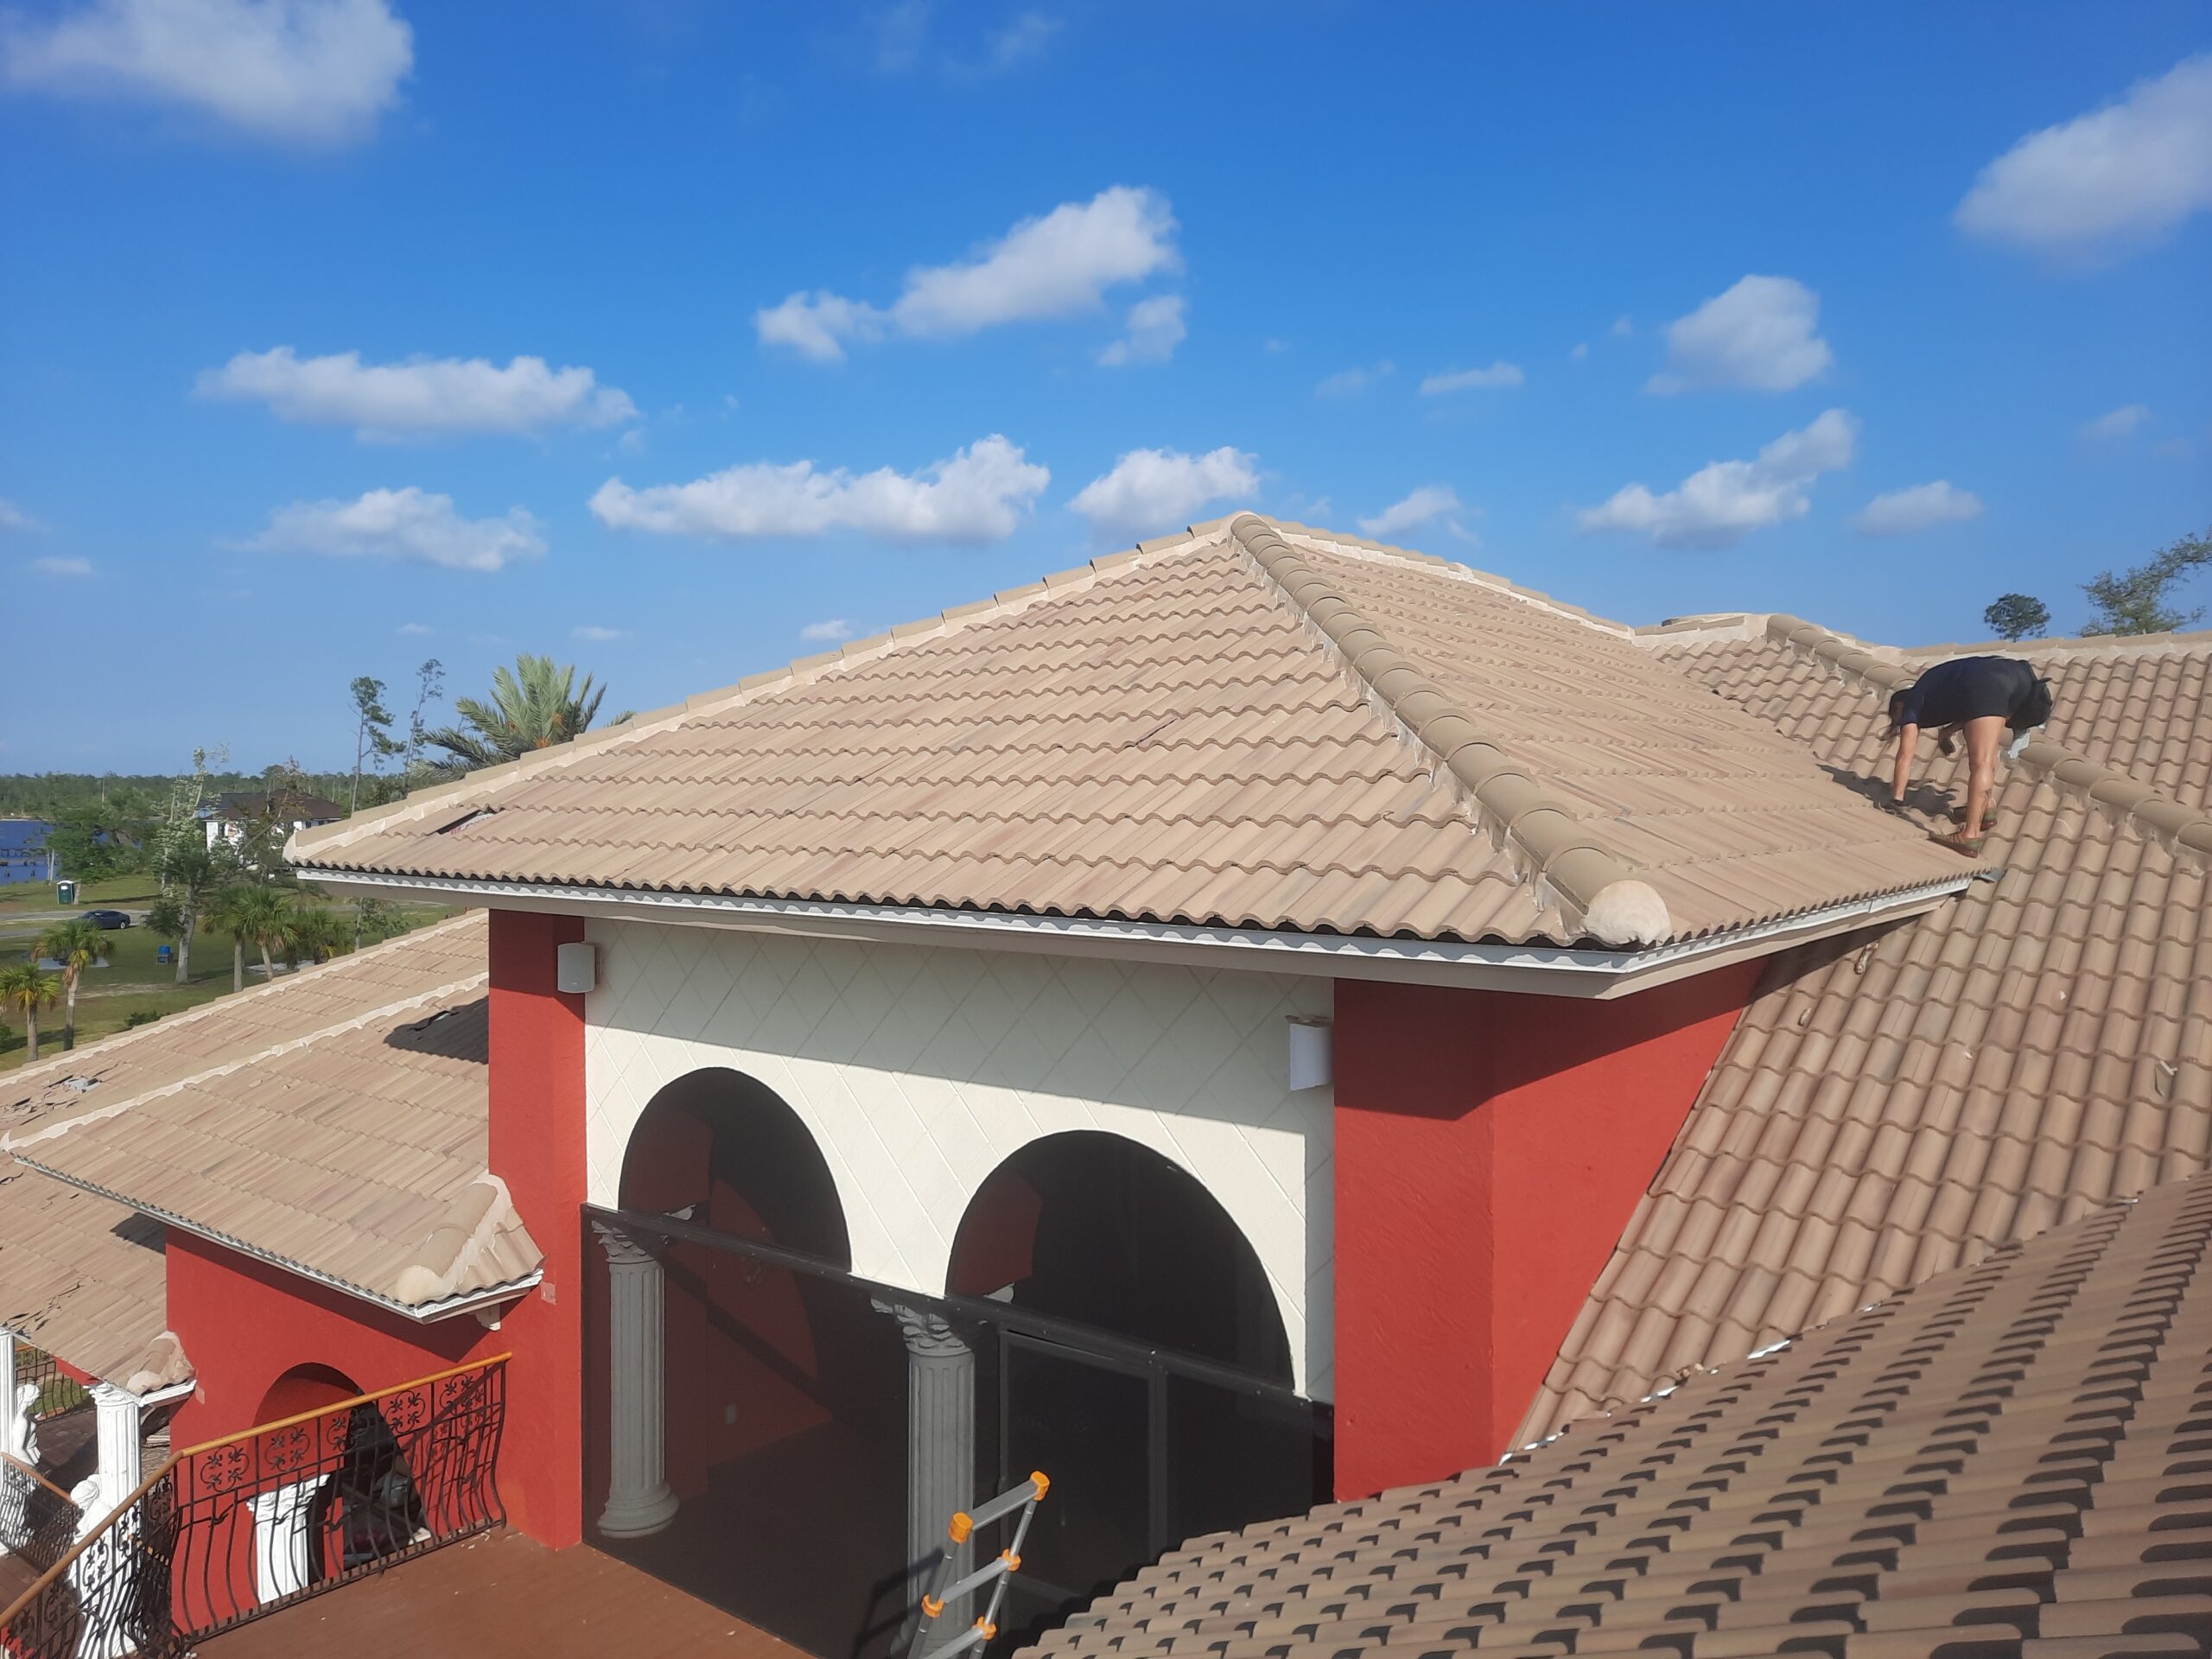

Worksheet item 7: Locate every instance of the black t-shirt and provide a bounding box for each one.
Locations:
[1892,656,2042,730]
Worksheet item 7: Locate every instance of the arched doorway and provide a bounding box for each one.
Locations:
[950,1135,1322,1648]
[249,1365,424,1601]
[591,1069,902,1659]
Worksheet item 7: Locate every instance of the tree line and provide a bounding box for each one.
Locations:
[1984,527,2209,642]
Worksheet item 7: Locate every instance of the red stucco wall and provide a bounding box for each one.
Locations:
[1331,963,1760,1499]
[485,907,589,1547]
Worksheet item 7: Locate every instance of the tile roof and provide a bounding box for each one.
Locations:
[293,516,1969,951]
[7,913,536,1338]
[0,1162,181,1395]
[1520,621,2212,1443]
[1027,1170,2212,1659]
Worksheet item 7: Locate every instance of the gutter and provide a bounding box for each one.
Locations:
[302,868,1976,1000]
[11,1156,542,1325]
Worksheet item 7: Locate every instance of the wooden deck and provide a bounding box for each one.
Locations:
[196,1529,802,1658]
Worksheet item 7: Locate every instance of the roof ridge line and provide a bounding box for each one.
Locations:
[291,536,1219,867]
[1270,522,1637,639]
[4,969,491,1158]
[1226,512,1672,946]
[1764,613,2212,868]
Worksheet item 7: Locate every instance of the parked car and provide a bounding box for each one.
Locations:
[79,909,132,930]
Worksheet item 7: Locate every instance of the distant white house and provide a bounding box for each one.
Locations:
[200,790,346,853]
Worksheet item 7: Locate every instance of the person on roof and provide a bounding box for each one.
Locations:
[1887,655,2053,854]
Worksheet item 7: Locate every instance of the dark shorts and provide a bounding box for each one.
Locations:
[1899,656,2037,729]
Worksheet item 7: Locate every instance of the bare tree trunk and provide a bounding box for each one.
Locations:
[24,1009,38,1063]
[61,973,77,1052]
[232,939,245,994]
[175,909,194,984]
[257,940,276,982]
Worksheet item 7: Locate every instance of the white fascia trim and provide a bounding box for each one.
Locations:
[307,868,1975,999]
[133,1376,196,1408]
[13,1158,543,1325]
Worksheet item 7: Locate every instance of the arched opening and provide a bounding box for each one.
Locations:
[950,1131,1293,1381]
[592,1069,902,1659]
[250,1364,424,1598]
[950,1135,1320,1648]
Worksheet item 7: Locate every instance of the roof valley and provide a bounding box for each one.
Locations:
[1224,512,1673,946]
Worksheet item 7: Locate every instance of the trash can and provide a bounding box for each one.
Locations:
[55,880,77,906]
[156,944,174,968]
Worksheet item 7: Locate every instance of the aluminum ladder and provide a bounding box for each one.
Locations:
[907,1471,1051,1658]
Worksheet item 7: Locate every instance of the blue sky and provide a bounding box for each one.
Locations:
[3,1,2209,773]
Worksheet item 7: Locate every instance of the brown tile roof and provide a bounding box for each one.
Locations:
[8,913,536,1338]
[1520,622,2212,1443]
[292,516,1969,950]
[0,1162,181,1395]
[1027,1170,2212,1659]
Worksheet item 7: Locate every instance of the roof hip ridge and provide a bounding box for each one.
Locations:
[1226,512,1672,946]
[1765,613,2212,865]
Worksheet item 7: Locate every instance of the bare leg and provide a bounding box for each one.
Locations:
[1960,715,2006,837]
[1891,724,1919,806]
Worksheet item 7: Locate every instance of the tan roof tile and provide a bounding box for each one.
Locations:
[1519,624,2212,1445]
[292,518,1970,950]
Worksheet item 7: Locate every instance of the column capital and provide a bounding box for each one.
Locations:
[871,1299,970,1360]
[593,1221,658,1268]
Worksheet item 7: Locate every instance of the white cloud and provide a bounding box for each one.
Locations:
[0,497,38,531]
[1648,275,1834,394]
[1579,409,1860,550]
[244,487,545,572]
[2,0,411,145]
[1316,360,1392,399]
[2082,404,2152,441]
[1852,480,1985,537]
[800,618,855,643]
[396,621,432,636]
[974,10,1059,73]
[197,347,637,438]
[591,434,1047,543]
[1610,315,1633,337]
[1955,54,2212,258]
[1359,485,1466,539]
[1419,361,1524,396]
[1097,295,1185,366]
[1067,446,1259,537]
[1570,342,1590,362]
[755,186,1178,361]
[572,625,630,642]
[31,555,92,576]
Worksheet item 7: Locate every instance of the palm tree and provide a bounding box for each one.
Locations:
[33,920,111,1052]
[226,886,296,984]
[203,887,259,994]
[426,654,625,771]
[0,963,60,1063]
[286,906,350,966]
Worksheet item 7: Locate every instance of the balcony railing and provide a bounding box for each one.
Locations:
[0,1456,82,1580]
[10,1351,88,1426]
[0,1354,508,1659]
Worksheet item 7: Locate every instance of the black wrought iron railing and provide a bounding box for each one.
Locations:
[0,1354,508,1659]
[0,1455,82,1580]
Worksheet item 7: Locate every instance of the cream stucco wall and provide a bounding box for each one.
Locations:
[581,919,1336,1398]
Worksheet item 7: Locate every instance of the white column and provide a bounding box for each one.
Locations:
[66,1386,145,1659]
[85,1383,142,1525]
[875,1301,976,1641]
[595,1223,678,1538]
[248,1475,327,1602]
[1,1332,36,1468]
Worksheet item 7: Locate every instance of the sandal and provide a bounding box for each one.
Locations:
[1931,829,1986,855]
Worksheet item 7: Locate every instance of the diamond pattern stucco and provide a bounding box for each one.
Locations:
[582,921,1336,1398]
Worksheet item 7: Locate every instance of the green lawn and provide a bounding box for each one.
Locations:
[0,874,162,918]
[0,888,460,1071]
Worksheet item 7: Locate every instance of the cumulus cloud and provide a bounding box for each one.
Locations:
[2082,404,2152,441]
[396,621,432,636]
[572,625,629,642]
[1649,276,1834,394]
[1359,485,1466,539]
[31,556,92,576]
[1852,480,1985,537]
[1956,54,2212,259]
[756,186,1178,362]
[197,347,637,439]
[2,0,411,145]
[243,487,545,572]
[1098,295,1185,366]
[0,498,38,531]
[800,618,855,642]
[591,434,1047,543]
[1316,361,1392,399]
[1419,361,1523,395]
[1579,409,1859,550]
[1067,446,1259,537]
